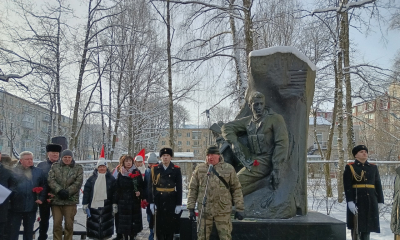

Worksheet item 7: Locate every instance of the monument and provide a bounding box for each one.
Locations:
[181,46,345,240]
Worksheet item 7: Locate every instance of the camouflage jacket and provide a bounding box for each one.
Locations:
[187,159,244,216]
[391,167,400,234]
[48,160,83,205]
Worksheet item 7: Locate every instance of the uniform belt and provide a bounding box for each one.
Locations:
[156,187,175,192]
[352,184,375,188]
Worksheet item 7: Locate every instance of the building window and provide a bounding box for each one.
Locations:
[187,133,190,137]
[178,141,182,146]
[178,132,182,137]
[187,141,190,146]
[194,149,199,155]
[193,141,199,146]
[162,141,166,145]
[192,132,201,140]
[187,149,190,152]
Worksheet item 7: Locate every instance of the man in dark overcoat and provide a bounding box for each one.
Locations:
[149,147,182,240]
[37,143,62,240]
[343,145,384,240]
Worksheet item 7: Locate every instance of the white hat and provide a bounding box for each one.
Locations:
[97,159,107,168]
[135,155,143,162]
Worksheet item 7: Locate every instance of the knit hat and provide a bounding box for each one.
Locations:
[61,149,74,159]
[135,155,143,162]
[159,147,173,157]
[96,159,107,168]
[352,145,368,157]
[206,145,220,155]
[46,143,62,153]
[147,152,158,164]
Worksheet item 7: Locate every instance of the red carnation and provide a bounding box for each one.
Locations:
[195,212,199,217]
[129,172,140,178]
[47,199,51,203]
[32,187,43,194]
[37,217,41,222]
[253,160,260,167]
[141,200,149,209]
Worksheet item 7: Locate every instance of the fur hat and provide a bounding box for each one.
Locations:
[206,145,220,155]
[61,149,74,159]
[96,159,107,168]
[135,155,143,162]
[159,147,173,157]
[46,144,62,153]
[147,152,158,164]
[1,154,18,167]
[352,145,368,157]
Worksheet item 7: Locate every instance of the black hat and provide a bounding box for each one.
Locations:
[206,146,220,155]
[352,145,368,157]
[159,147,173,157]
[46,144,62,153]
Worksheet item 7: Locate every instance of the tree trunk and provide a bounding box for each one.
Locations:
[70,0,93,150]
[342,3,355,159]
[56,13,62,136]
[167,0,174,149]
[229,0,246,107]
[242,0,253,69]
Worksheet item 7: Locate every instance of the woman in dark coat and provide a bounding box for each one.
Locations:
[82,160,116,239]
[114,155,144,240]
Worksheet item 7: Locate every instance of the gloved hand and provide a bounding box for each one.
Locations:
[175,205,182,214]
[150,203,156,215]
[378,203,384,211]
[348,201,358,214]
[82,204,88,214]
[234,211,244,220]
[189,209,196,221]
[112,204,118,216]
[57,189,69,200]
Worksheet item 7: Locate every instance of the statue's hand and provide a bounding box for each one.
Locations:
[231,141,244,159]
[271,169,280,190]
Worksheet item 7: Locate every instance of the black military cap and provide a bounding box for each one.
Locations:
[46,143,62,153]
[352,145,368,157]
[206,145,220,155]
[159,147,173,157]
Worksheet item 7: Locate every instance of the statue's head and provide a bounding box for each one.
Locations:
[249,91,265,118]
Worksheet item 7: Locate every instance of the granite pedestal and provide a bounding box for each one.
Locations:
[180,211,346,240]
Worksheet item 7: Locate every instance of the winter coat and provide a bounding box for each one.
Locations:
[148,162,182,235]
[48,160,83,205]
[82,169,116,239]
[0,163,16,222]
[144,167,152,215]
[114,169,144,236]
[187,158,244,216]
[37,159,58,196]
[343,159,384,233]
[10,164,46,212]
[391,167,400,235]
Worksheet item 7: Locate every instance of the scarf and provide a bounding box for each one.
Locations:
[120,165,137,177]
[91,172,107,209]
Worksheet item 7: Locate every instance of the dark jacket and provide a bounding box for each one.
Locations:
[148,162,182,235]
[10,164,46,212]
[144,167,152,215]
[343,159,384,233]
[48,160,83,205]
[37,159,58,197]
[0,163,16,222]
[114,169,144,236]
[82,169,116,239]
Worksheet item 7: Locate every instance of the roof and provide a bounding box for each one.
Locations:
[181,124,207,129]
[309,117,331,125]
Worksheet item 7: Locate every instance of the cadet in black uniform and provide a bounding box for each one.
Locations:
[149,147,182,240]
[343,145,384,240]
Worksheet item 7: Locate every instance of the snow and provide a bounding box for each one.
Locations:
[249,46,317,71]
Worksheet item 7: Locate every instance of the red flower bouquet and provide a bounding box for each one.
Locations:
[129,172,140,197]
[32,187,43,200]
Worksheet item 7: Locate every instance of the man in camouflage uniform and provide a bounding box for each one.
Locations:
[48,149,83,240]
[221,91,289,195]
[187,146,244,240]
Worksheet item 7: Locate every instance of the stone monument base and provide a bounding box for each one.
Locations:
[180,211,346,240]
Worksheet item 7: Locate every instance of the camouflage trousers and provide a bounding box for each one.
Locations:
[198,214,232,240]
[237,157,271,196]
